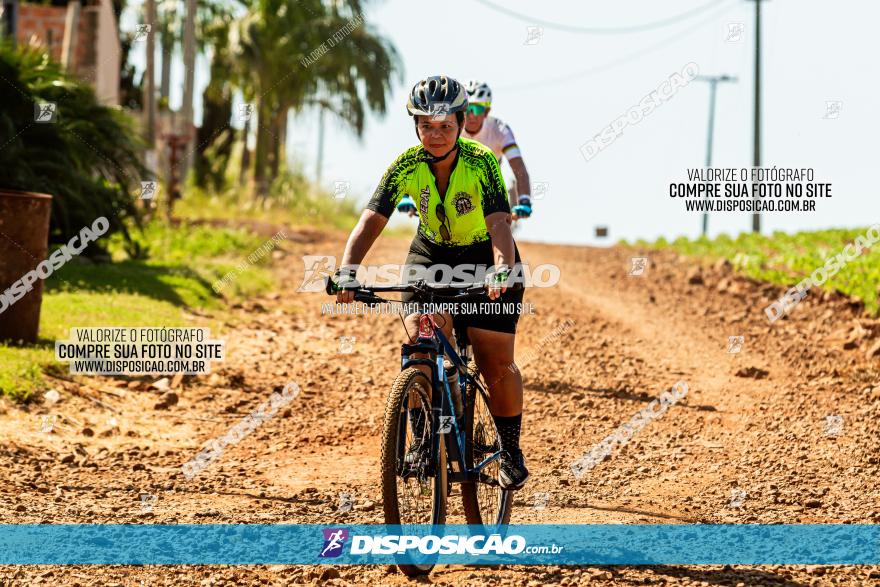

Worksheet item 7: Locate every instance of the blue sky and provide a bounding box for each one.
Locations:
[126,0,880,245]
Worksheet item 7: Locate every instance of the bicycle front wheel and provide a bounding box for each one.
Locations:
[380,367,447,576]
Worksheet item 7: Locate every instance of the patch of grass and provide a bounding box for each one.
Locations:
[47,262,218,309]
[124,220,271,263]
[640,227,880,315]
[0,289,196,402]
[0,356,43,403]
[176,168,362,232]
[0,220,277,401]
[110,220,276,301]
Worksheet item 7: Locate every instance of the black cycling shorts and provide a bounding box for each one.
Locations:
[401,234,525,335]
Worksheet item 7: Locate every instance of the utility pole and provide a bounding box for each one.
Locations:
[748,0,766,233]
[180,0,196,177]
[696,75,737,236]
[315,106,325,185]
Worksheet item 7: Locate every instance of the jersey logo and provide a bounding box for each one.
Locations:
[418,186,430,218]
[453,192,475,217]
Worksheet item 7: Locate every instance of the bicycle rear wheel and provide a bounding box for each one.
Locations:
[380,367,447,576]
[460,366,513,528]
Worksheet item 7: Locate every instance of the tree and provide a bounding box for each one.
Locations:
[194,9,237,191]
[229,0,401,199]
[156,0,180,103]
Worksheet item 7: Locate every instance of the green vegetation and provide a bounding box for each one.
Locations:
[0,221,278,401]
[640,227,880,314]
[179,162,362,231]
[0,2,404,403]
[0,42,144,247]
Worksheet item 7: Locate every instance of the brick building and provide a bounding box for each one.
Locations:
[6,0,120,105]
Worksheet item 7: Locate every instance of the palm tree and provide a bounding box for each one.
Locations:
[193,8,239,190]
[229,0,401,199]
[156,0,180,103]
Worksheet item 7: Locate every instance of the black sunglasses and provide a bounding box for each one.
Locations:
[435,203,451,241]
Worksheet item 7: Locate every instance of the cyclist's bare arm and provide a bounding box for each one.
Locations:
[337,210,387,302]
[508,156,531,212]
[485,211,515,299]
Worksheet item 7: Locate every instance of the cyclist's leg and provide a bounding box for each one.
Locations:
[461,254,528,487]
[470,327,523,451]
[469,326,529,488]
[401,247,457,385]
[468,328,520,416]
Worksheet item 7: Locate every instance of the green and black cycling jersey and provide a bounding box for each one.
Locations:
[366,138,510,246]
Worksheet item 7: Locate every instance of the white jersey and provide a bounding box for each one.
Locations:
[462,116,522,163]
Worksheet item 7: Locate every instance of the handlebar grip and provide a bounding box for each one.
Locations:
[353,292,386,305]
[325,280,383,305]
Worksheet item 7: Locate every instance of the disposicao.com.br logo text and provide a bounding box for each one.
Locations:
[318,529,564,557]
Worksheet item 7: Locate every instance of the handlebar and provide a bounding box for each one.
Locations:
[325,277,523,305]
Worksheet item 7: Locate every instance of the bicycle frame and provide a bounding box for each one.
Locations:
[400,313,503,485]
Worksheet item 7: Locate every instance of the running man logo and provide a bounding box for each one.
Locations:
[237,103,255,122]
[337,492,354,513]
[298,255,337,292]
[531,182,549,201]
[524,25,543,45]
[533,492,549,511]
[333,181,351,200]
[133,24,151,42]
[35,103,57,123]
[429,102,450,121]
[319,528,350,558]
[140,181,158,200]
[823,414,843,437]
[823,100,842,120]
[338,336,356,354]
[727,336,744,354]
[139,493,158,513]
[726,22,744,43]
[729,488,747,509]
[40,415,57,434]
[629,257,648,277]
[438,415,454,434]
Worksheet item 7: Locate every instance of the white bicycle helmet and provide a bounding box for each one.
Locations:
[465,80,492,105]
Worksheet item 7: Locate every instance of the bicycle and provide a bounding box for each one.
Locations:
[325,277,518,576]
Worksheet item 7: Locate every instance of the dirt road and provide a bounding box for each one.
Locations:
[1,228,879,586]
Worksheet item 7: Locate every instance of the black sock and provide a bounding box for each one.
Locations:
[492,413,522,455]
[409,408,426,442]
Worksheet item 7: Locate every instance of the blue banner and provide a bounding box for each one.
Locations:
[1,524,878,565]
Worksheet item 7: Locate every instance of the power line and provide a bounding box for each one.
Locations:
[496,1,739,91]
[473,0,729,35]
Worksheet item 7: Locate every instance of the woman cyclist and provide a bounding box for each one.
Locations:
[332,75,529,489]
